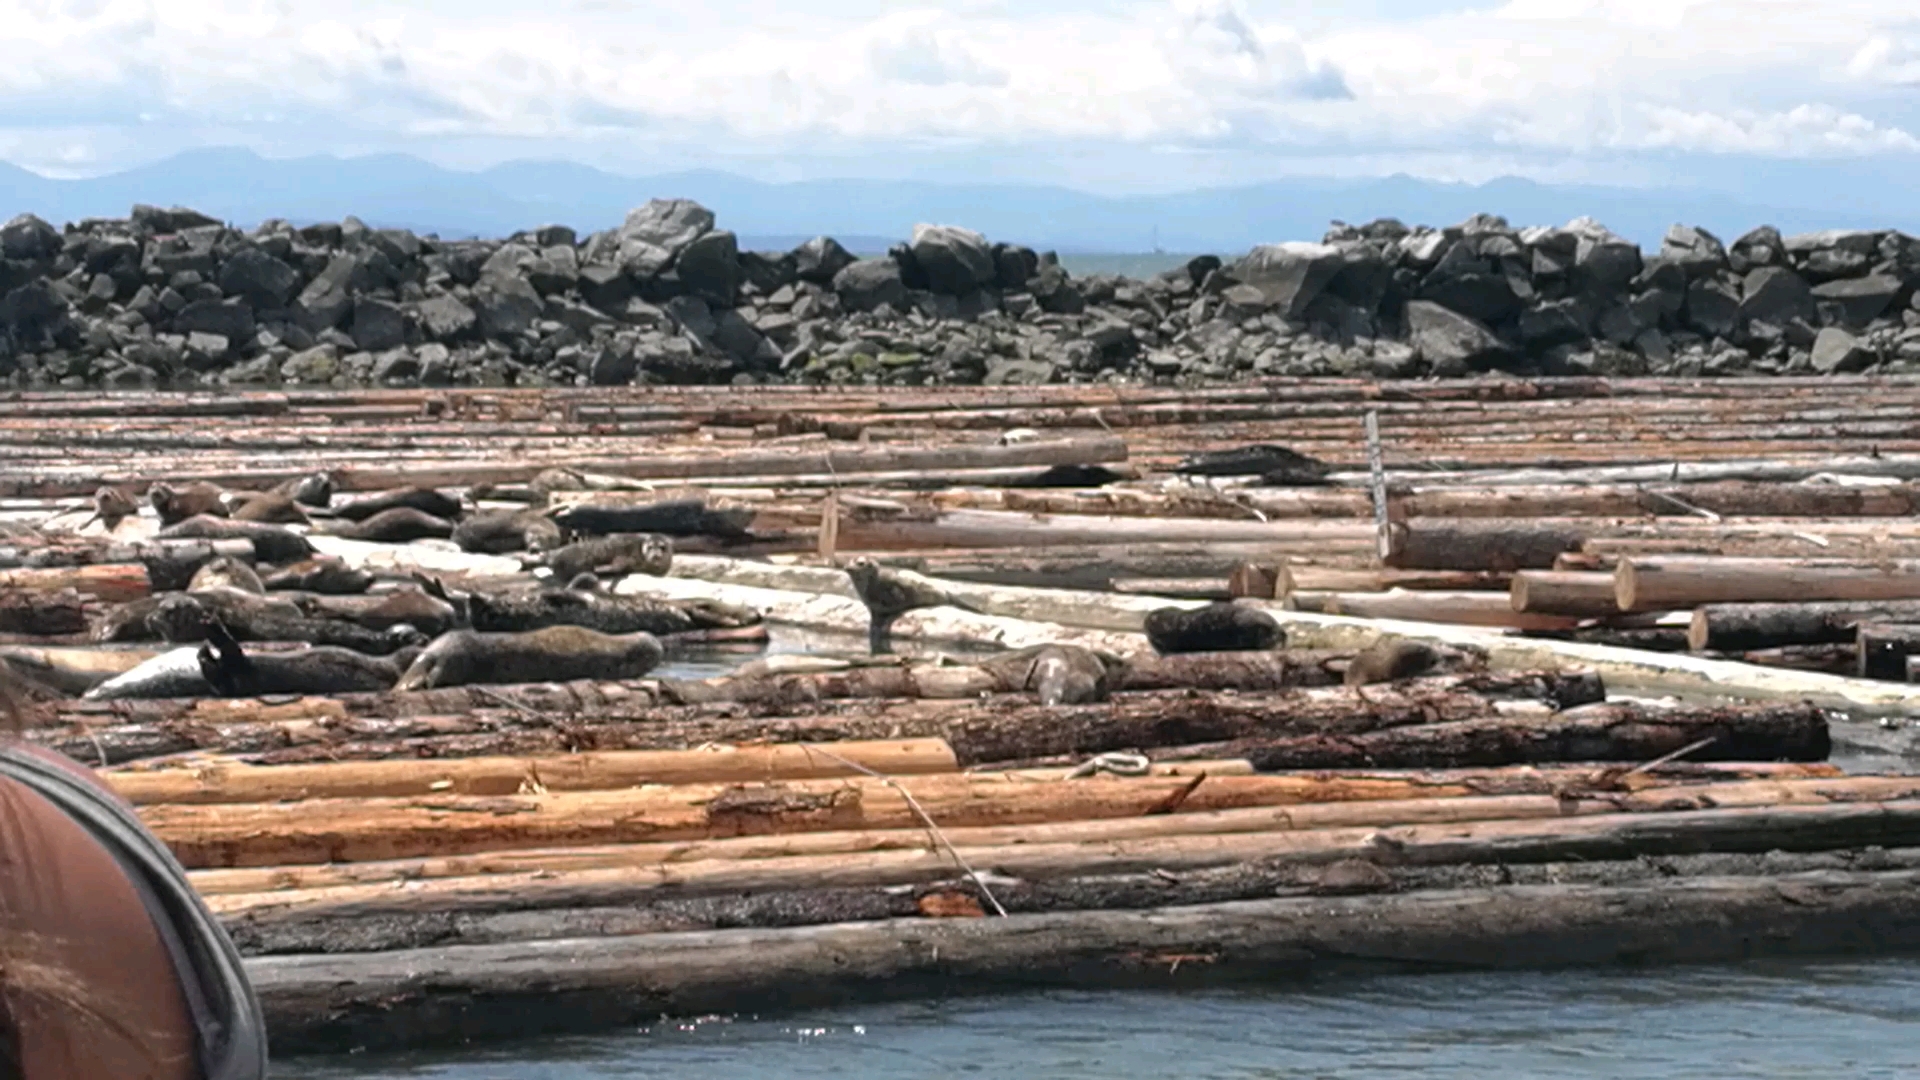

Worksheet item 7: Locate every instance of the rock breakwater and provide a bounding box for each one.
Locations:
[1,201,1917,389]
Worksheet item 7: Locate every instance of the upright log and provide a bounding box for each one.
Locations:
[1857,623,1920,682]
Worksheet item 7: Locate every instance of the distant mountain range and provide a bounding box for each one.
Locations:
[1,147,1913,255]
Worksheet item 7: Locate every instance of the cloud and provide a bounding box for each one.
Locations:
[0,0,1914,182]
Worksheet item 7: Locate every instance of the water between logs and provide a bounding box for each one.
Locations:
[275,958,1920,1078]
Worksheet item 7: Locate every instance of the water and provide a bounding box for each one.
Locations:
[272,957,1920,1078]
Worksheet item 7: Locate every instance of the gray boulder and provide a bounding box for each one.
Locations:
[1738,266,1815,326]
[593,199,714,279]
[909,224,996,296]
[351,298,409,352]
[471,277,542,337]
[791,236,855,284]
[1685,279,1741,338]
[1231,242,1343,318]
[1405,299,1511,374]
[1810,326,1875,373]
[1659,225,1726,278]
[174,299,254,341]
[414,293,478,340]
[295,255,359,331]
[1,214,61,260]
[1811,274,1904,329]
[676,230,741,305]
[832,258,906,313]
[217,248,301,309]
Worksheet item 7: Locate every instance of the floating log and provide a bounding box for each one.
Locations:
[1110,576,1233,600]
[0,588,90,636]
[1857,623,1920,682]
[0,562,150,603]
[1509,571,1624,617]
[249,867,1920,1053]
[862,544,1375,590]
[834,507,1374,552]
[1275,566,1512,597]
[104,739,960,804]
[1686,600,1920,653]
[1616,556,1920,612]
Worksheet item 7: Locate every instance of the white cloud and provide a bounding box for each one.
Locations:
[0,0,1914,180]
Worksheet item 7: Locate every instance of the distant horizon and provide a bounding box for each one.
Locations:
[3,144,1916,255]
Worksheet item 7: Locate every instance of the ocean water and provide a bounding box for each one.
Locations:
[272,957,1920,1078]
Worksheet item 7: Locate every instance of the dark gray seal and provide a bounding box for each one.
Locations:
[196,620,403,696]
[980,643,1125,706]
[843,556,979,654]
[157,515,314,564]
[1142,601,1283,655]
[462,585,759,637]
[224,491,311,525]
[530,533,673,580]
[148,482,229,526]
[1343,638,1442,687]
[186,555,264,595]
[334,485,464,523]
[394,625,666,690]
[146,593,426,656]
[262,557,374,594]
[271,471,336,508]
[324,507,457,543]
[78,484,140,531]
[451,510,563,554]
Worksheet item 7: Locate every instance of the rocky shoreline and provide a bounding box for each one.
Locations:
[1,201,1916,389]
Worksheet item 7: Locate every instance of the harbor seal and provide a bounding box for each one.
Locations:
[145,592,427,655]
[262,557,374,594]
[78,484,140,531]
[1143,601,1284,655]
[82,647,213,700]
[394,625,666,690]
[462,585,760,637]
[323,507,457,543]
[223,490,310,524]
[843,556,979,654]
[1174,444,1332,487]
[292,586,462,637]
[530,533,673,581]
[334,485,464,523]
[196,620,403,696]
[148,482,229,526]
[1343,638,1442,687]
[186,555,265,594]
[981,643,1124,706]
[93,588,304,643]
[550,497,754,540]
[451,510,563,554]
[157,515,314,564]
[271,471,336,508]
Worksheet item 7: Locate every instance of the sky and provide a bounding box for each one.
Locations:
[1,0,1918,198]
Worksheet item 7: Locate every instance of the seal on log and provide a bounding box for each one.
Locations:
[271,471,335,508]
[1143,602,1283,655]
[452,510,563,554]
[187,555,264,594]
[148,482,229,526]
[1343,638,1445,687]
[157,515,314,564]
[78,484,140,531]
[529,534,673,581]
[980,643,1124,706]
[223,491,310,525]
[144,593,428,655]
[82,647,213,700]
[393,625,666,690]
[323,508,457,543]
[461,585,760,637]
[334,486,464,523]
[293,587,461,637]
[262,557,373,594]
[196,620,403,696]
[1173,444,1332,486]
[844,556,979,654]
[551,497,755,540]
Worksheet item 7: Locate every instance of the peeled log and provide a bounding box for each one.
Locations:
[1617,556,1920,613]
[184,768,1861,897]
[1194,700,1831,771]
[835,507,1374,553]
[0,563,150,603]
[104,739,960,804]
[1383,519,1589,572]
[878,545,1377,591]
[1686,600,1920,652]
[0,589,90,635]
[1277,566,1511,597]
[1321,590,1583,631]
[1857,623,1920,682]
[1510,571,1623,617]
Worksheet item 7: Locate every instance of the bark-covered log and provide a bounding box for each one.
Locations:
[1190,700,1830,771]
[1686,600,1920,652]
[1617,555,1920,612]
[224,844,1920,956]
[1383,519,1590,572]
[40,672,1611,769]
[0,588,91,635]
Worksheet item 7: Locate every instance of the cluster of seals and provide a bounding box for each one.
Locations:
[1143,601,1284,655]
[394,625,665,691]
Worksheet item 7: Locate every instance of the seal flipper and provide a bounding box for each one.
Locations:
[196,619,256,697]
